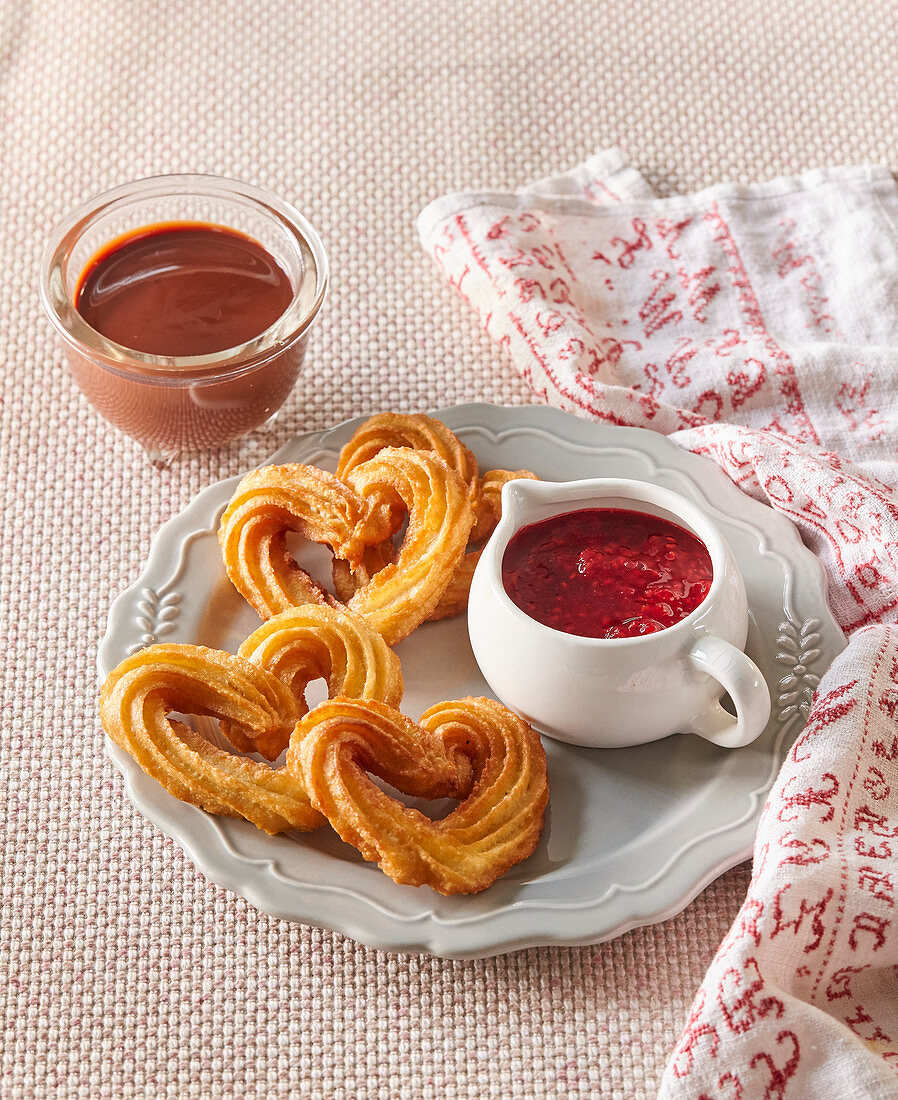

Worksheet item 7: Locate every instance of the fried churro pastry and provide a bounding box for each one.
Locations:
[220,604,403,752]
[337,410,491,540]
[430,467,541,619]
[331,413,537,621]
[99,643,322,834]
[290,696,548,894]
[217,462,394,621]
[336,411,480,507]
[474,467,541,540]
[340,448,474,644]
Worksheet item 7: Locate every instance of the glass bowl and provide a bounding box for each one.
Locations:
[39,173,328,463]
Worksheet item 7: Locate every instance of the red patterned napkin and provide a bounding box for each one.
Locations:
[419,151,898,1098]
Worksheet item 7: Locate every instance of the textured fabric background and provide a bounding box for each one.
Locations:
[1,2,896,1097]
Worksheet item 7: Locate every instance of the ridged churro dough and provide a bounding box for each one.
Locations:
[336,411,481,508]
[99,643,321,834]
[430,467,540,619]
[219,448,474,644]
[220,603,404,753]
[99,608,404,835]
[339,447,474,643]
[290,696,548,895]
[332,412,537,622]
[218,462,394,620]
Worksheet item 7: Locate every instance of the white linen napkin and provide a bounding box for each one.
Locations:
[419,151,898,1099]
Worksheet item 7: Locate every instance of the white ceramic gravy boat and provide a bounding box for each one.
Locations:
[467,477,771,749]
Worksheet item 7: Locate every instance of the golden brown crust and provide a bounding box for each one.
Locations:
[331,411,539,624]
[218,447,475,644]
[340,448,474,644]
[236,604,403,715]
[99,608,406,835]
[429,468,540,620]
[217,463,394,621]
[336,412,481,500]
[289,696,548,894]
[99,643,321,833]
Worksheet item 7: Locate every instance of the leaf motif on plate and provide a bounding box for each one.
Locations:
[774,616,823,722]
[125,588,182,654]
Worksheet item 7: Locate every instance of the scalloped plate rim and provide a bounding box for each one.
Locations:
[98,403,846,958]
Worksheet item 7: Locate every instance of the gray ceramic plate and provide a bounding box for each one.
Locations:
[98,404,845,958]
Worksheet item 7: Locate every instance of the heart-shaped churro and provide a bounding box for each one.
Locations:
[99,643,321,834]
[289,696,548,895]
[219,449,474,644]
[218,462,395,621]
[220,603,404,754]
[338,447,474,643]
[99,606,405,835]
[335,411,481,513]
[331,413,538,621]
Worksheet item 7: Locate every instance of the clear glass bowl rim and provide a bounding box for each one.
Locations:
[38,172,329,383]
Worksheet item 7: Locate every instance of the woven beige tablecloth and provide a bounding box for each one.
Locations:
[2,2,895,1097]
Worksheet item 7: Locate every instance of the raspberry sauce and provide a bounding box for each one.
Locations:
[501,507,713,639]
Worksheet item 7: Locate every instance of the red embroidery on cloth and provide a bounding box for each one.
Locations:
[549,277,574,306]
[718,958,785,1034]
[514,277,542,303]
[854,803,898,840]
[862,766,891,802]
[748,1031,801,1100]
[825,965,868,1001]
[656,215,693,259]
[837,367,888,442]
[717,898,766,963]
[693,390,725,418]
[612,217,652,267]
[575,336,643,377]
[771,884,834,952]
[664,337,698,387]
[534,309,566,336]
[706,328,746,356]
[703,202,819,443]
[639,270,683,336]
[672,990,721,1077]
[771,217,812,278]
[698,1071,745,1100]
[727,358,767,409]
[455,214,503,293]
[498,244,537,269]
[550,234,578,283]
[848,911,890,952]
[776,774,839,824]
[855,556,889,590]
[678,264,721,321]
[529,243,562,270]
[771,216,842,336]
[450,214,606,420]
[844,1003,894,1047]
[799,269,839,336]
[835,518,865,544]
[789,682,858,763]
[762,474,794,506]
[777,835,831,868]
[872,734,898,761]
[810,633,892,1000]
[448,264,471,302]
[582,178,621,203]
[858,866,894,905]
[855,835,893,860]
